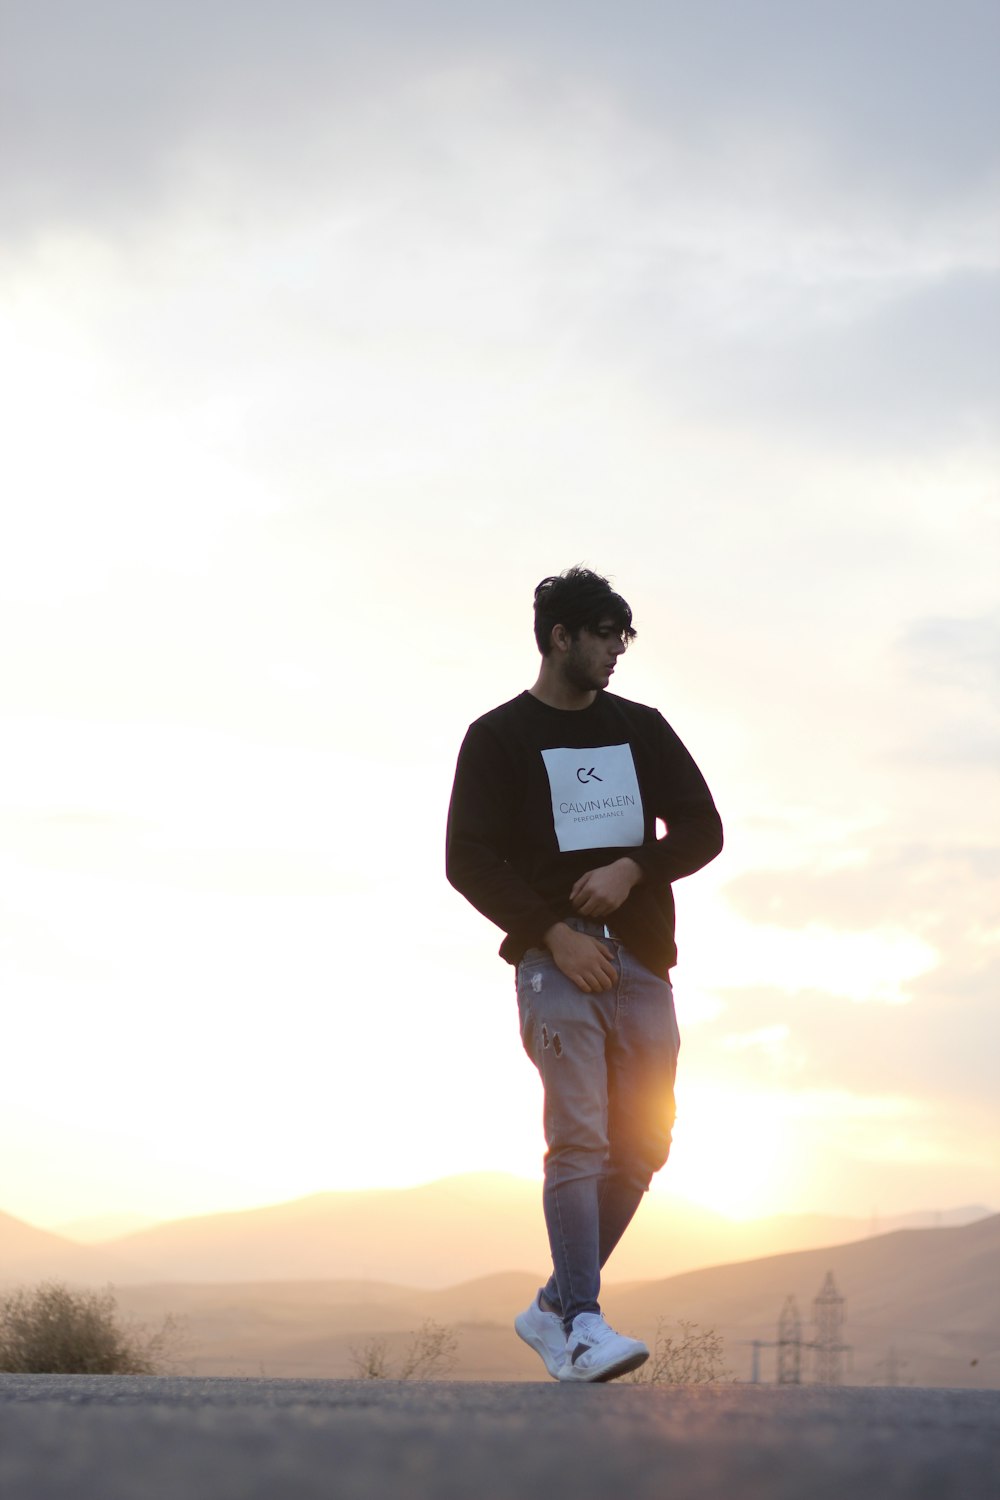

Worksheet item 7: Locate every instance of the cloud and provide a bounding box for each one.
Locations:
[545,0,1000,204]
[901,612,1000,700]
[0,1,379,234]
[715,839,999,1123]
[4,0,996,466]
[885,611,1000,771]
[724,843,1000,935]
[703,958,1000,1120]
[4,0,998,236]
[686,268,1000,445]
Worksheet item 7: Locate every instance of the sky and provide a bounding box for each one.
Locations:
[1,0,998,1234]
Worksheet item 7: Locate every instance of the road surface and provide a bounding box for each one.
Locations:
[1,1376,997,1499]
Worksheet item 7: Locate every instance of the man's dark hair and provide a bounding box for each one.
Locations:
[533,567,637,655]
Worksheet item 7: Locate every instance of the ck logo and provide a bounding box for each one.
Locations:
[576,767,603,784]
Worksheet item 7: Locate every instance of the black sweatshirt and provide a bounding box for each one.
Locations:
[445,690,723,977]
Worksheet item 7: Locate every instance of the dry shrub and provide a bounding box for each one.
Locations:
[350,1319,458,1380]
[627,1319,732,1385]
[0,1283,180,1375]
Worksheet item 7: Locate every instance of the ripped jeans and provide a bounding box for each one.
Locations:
[516,930,680,1331]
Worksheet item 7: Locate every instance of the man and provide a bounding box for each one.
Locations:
[446,567,723,1383]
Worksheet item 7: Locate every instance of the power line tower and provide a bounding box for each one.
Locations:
[777,1295,803,1384]
[812,1271,849,1384]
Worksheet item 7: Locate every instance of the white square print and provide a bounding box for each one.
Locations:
[540,743,644,853]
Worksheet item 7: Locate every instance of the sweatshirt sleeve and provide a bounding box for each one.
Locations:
[628,711,723,885]
[445,719,565,950]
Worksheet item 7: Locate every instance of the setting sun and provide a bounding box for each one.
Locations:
[664,1084,793,1220]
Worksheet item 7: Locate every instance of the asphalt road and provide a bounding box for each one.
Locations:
[0,1377,997,1500]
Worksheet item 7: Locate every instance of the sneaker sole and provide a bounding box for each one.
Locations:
[514,1314,565,1380]
[558,1346,649,1383]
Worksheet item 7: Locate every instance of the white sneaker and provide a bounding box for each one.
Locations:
[558,1312,649,1383]
[514,1291,567,1379]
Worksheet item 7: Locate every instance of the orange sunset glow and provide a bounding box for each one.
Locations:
[0,0,996,1282]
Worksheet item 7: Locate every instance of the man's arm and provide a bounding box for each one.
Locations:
[626,712,723,885]
[564,714,721,921]
[446,720,619,992]
[568,857,643,918]
[445,720,565,952]
[542,919,618,993]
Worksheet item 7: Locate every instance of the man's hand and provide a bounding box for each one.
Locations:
[544,923,617,993]
[569,857,643,919]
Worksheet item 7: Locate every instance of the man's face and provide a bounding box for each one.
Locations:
[563,618,628,693]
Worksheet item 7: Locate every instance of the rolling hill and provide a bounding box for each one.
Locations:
[40,1174,992,1288]
[0,1211,157,1289]
[108,1214,1000,1390]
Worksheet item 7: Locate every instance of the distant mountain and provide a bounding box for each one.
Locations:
[3,1175,994,1289]
[112,1215,1000,1389]
[102,1173,578,1286]
[97,1175,994,1287]
[0,1211,157,1289]
[606,1212,1000,1390]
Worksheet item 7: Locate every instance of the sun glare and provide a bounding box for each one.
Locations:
[665,1084,793,1220]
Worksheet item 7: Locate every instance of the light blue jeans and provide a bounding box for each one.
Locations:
[516,925,680,1331]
